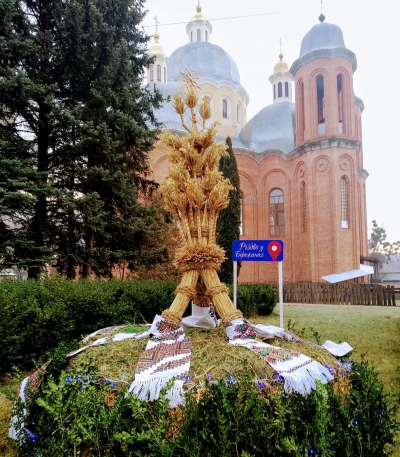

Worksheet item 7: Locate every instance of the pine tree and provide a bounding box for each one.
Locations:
[0,0,166,278]
[216,136,242,283]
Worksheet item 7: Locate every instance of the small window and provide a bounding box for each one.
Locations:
[273,84,276,100]
[269,188,284,235]
[278,82,282,98]
[300,181,306,232]
[222,99,228,119]
[205,31,208,42]
[317,75,325,133]
[197,29,201,41]
[298,80,305,141]
[341,176,349,228]
[285,82,289,97]
[191,31,193,42]
[337,74,344,133]
[164,67,166,83]
[237,103,242,123]
[150,65,154,81]
[157,65,161,81]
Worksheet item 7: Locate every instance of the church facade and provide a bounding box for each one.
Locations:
[146,5,369,284]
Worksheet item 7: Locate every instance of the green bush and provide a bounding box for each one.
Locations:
[12,359,399,456]
[0,278,276,375]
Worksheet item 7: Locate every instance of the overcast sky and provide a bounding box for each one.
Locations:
[142,0,400,244]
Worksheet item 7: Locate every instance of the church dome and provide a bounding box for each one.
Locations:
[299,21,346,58]
[238,101,296,154]
[149,33,163,56]
[274,53,288,73]
[168,41,241,85]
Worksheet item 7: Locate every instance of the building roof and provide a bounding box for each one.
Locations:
[168,41,241,85]
[238,101,296,154]
[299,21,346,58]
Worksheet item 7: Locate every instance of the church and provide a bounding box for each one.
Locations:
[145,4,370,284]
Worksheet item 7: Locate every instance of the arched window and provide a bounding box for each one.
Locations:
[164,67,166,83]
[285,82,289,97]
[278,82,282,98]
[300,181,306,232]
[240,192,243,235]
[157,65,161,81]
[205,31,208,42]
[237,103,242,123]
[269,189,284,235]
[341,176,349,228]
[273,84,276,100]
[150,65,154,81]
[337,74,344,133]
[298,80,305,142]
[222,99,228,119]
[191,31,193,42]
[317,75,325,134]
[197,29,201,41]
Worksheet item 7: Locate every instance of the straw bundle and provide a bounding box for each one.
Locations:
[160,70,243,324]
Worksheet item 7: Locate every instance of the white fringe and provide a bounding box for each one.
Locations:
[281,361,334,395]
[128,377,185,408]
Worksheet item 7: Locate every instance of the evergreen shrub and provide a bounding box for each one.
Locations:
[0,278,276,375]
[12,359,399,457]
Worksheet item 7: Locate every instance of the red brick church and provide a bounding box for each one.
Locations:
[146,5,370,284]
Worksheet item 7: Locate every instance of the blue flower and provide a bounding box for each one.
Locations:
[308,447,316,455]
[324,365,335,374]
[76,376,82,382]
[257,381,264,390]
[65,376,72,385]
[86,375,92,381]
[378,410,384,415]
[26,429,38,443]
[353,419,359,426]
[79,385,84,391]
[275,373,285,382]
[111,383,116,388]
[207,374,213,380]
[105,379,111,384]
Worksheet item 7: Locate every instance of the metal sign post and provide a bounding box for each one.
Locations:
[232,240,284,328]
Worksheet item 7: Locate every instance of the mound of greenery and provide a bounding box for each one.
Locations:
[9,326,399,457]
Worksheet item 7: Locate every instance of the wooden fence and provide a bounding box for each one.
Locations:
[281,283,397,306]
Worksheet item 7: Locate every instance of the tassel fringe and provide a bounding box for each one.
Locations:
[128,377,185,407]
[281,361,334,395]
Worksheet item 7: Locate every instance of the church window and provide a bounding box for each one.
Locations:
[337,74,344,133]
[240,192,243,235]
[273,84,276,100]
[269,188,284,235]
[222,99,228,118]
[341,176,349,228]
[191,31,193,42]
[150,65,154,81]
[157,65,161,81]
[205,31,208,42]
[278,82,282,98]
[197,29,201,41]
[317,75,325,134]
[237,103,242,123]
[298,80,305,142]
[300,181,306,232]
[285,82,289,97]
[164,67,166,83]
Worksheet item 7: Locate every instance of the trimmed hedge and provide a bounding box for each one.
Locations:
[0,278,277,375]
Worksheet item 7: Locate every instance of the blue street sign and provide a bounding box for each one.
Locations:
[232,239,284,262]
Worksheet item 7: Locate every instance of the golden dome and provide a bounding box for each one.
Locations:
[274,53,288,73]
[149,33,163,55]
[190,5,207,22]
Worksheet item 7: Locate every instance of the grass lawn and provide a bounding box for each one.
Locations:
[1,303,399,456]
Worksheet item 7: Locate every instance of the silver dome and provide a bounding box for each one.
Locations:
[238,102,296,154]
[168,41,241,85]
[300,22,346,58]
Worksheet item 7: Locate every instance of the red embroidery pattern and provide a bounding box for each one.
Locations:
[151,329,184,342]
[156,320,181,335]
[152,355,191,374]
[232,323,257,340]
[251,346,299,365]
[136,339,192,373]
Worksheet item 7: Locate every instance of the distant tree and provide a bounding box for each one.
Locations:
[216,136,241,283]
[369,220,400,268]
[0,0,165,278]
